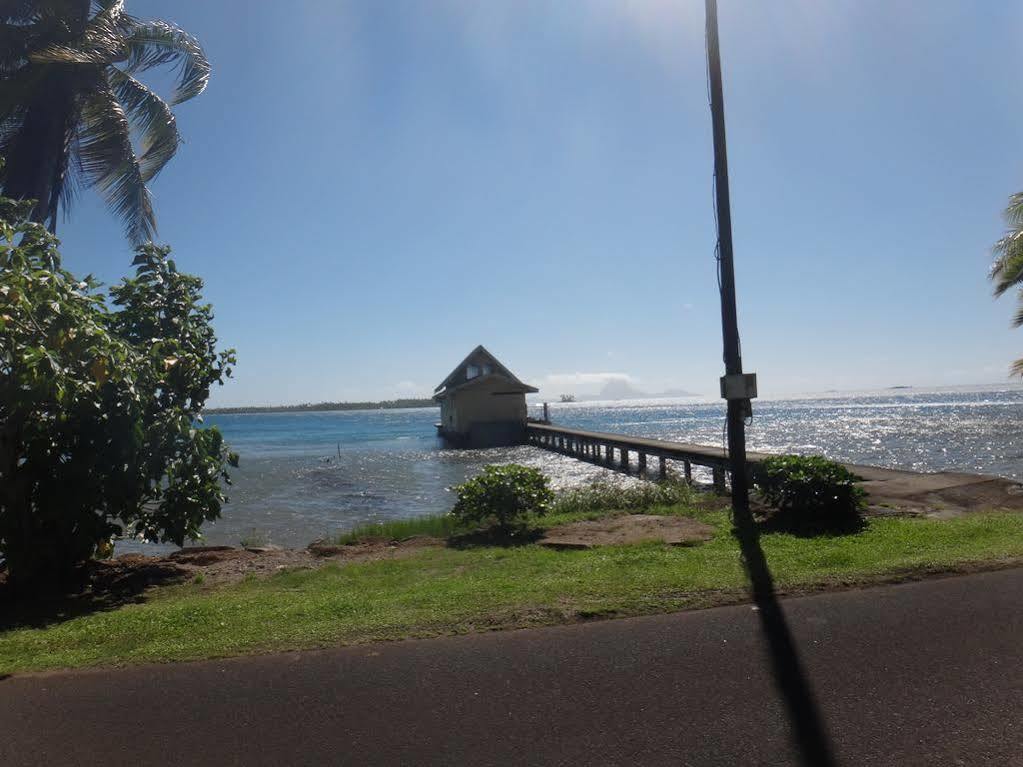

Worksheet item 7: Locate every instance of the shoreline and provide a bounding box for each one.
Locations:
[206,399,436,415]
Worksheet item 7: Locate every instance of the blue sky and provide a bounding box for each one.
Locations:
[55,1,1023,406]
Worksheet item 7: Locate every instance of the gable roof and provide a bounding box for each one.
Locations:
[433,345,537,397]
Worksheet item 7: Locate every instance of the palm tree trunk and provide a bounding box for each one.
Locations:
[4,72,77,232]
[3,0,90,232]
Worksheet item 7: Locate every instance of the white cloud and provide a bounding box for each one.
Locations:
[543,371,638,387]
[391,380,421,395]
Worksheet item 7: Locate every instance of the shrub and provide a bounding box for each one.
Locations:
[450,464,554,535]
[551,478,694,516]
[754,455,866,528]
[0,197,236,586]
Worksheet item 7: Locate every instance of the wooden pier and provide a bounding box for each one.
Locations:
[526,422,738,490]
[525,422,1023,515]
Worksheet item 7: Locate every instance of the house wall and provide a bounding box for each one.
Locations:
[439,377,528,447]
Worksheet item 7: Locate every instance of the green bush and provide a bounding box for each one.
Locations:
[450,465,554,535]
[0,197,236,586]
[754,455,866,528]
[551,478,694,516]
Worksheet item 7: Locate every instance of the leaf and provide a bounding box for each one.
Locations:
[121,20,210,105]
[75,77,156,244]
[28,0,129,66]
[105,67,179,182]
[90,356,109,384]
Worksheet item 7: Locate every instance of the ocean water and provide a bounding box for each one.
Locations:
[121,385,1023,552]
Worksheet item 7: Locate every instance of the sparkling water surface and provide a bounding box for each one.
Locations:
[120,385,1023,552]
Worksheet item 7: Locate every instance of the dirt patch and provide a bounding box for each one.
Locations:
[2,537,441,601]
[308,535,442,560]
[540,514,715,549]
[156,536,445,587]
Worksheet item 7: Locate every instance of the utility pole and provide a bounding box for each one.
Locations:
[703,7,836,763]
[705,0,756,529]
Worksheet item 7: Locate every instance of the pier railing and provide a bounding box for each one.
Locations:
[525,422,753,491]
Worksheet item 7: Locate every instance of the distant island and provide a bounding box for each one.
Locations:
[207,398,436,415]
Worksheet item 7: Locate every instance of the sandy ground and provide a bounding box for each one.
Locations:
[539,514,715,548]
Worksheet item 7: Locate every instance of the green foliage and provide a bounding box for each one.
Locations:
[332,515,458,545]
[991,192,1023,375]
[551,478,695,517]
[0,199,236,585]
[450,464,554,535]
[754,455,866,529]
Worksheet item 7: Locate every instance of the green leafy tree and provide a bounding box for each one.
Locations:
[0,195,235,586]
[992,193,1023,375]
[450,464,554,535]
[0,0,210,242]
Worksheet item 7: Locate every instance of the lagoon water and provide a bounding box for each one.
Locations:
[122,385,1023,552]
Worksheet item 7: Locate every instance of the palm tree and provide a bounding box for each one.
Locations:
[992,192,1023,376]
[0,0,209,243]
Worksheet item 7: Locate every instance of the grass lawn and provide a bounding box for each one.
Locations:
[3,505,1023,674]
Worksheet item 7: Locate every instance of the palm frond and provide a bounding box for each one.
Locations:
[0,0,40,23]
[57,128,83,216]
[28,0,126,66]
[106,66,178,181]
[76,78,154,243]
[991,193,1023,296]
[1003,192,1023,228]
[991,228,1023,297]
[121,20,209,105]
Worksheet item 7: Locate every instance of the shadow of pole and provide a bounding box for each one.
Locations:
[733,505,838,766]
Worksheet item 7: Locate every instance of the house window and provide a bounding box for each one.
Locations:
[466,364,480,379]
[482,363,492,375]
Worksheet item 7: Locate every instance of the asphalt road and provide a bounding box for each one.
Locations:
[3,568,1023,766]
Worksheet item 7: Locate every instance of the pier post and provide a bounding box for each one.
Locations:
[684,461,693,484]
[712,466,726,493]
[638,453,647,475]
[606,444,614,467]
[620,448,630,472]
[659,456,667,480]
